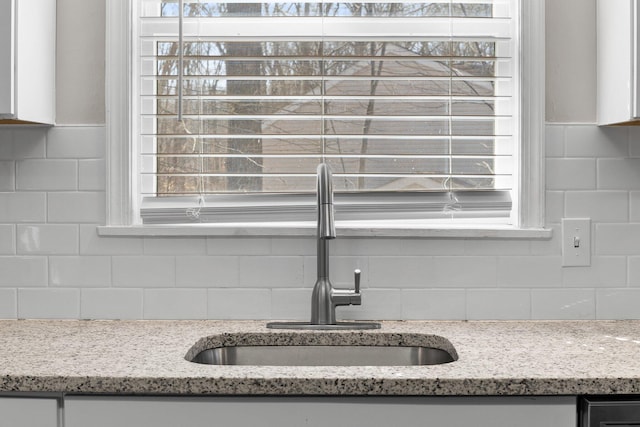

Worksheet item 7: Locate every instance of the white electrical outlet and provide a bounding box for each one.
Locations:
[561,218,591,267]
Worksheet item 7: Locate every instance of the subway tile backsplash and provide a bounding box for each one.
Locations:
[16,159,78,191]
[17,224,79,255]
[0,161,15,191]
[1,124,640,320]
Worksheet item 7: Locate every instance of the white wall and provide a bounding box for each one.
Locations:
[0,0,638,320]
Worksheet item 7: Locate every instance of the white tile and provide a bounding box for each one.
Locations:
[81,289,143,319]
[466,289,531,320]
[0,289,16,318]
[78,159,105,191]
[596,289,640,319]
[464,238,530,256]
[338,289,402,320]
[630,191,640,222]
[18,289,80,319]
[565,191,628,222]
[545,191,564,225]
[0,193,46,222]
[629,127,640,157]
[270,237,315,255]
[239,256,303,287]
[0,161,15,191]
[50,256,111,287]
[401,289,466,320]
[596,224,640,255]
[368,256,434,288]
[46,126,106,159]
[143,289,207,319]
[303,256,368,288]
[432,256,497,287]
[336,238,462,257]
[176,256,239,287]
[144,237,207,255]
[48,192,105,223]
[0,225,15,254]
[12,128,46,159]
[0,130,13,157]
[17,224,78,254]
[0,257,47,287]
[331,239,397,256]
[271,288,312,321]
[208,288,271,319]
[626,256,640,286]
[207,237,272,255]
[531,288,595,319]
[113,256,175,287]
[565,125,629,157]
[530,224,562,256]
[563,256,627,287]
[497,256,562,287]
[16,159,77,191]
[546,158,596,190]
[598,158,640,190]
[394,239,464,256]
[80,224,143,255]
[545,125,565,158]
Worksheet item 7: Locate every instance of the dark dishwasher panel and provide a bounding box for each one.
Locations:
[580,397,640,427]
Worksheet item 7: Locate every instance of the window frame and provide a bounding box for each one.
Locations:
[101,0,548,238]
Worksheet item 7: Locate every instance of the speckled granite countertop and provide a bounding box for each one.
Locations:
[1,319,639,396]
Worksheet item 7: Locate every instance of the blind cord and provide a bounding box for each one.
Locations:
[177,0,204,221]
[177,0,184,122]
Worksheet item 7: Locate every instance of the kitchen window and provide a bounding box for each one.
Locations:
[103,0,545,237]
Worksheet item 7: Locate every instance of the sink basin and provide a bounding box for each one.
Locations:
[189,345,455,366]
[186,331,458,367]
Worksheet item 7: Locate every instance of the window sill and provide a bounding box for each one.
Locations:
[97,222,552,239]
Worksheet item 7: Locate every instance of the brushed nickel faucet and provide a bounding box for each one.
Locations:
[311,163,362,324]
[267,163,380,330]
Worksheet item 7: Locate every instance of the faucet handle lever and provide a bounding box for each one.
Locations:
[354,269,361,293]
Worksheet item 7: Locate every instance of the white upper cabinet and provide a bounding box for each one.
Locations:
[0,0,56,125]
[597,0,640,125]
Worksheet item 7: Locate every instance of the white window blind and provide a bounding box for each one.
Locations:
[136,0,519,225]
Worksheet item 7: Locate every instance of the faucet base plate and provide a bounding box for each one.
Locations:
[266,321,381,330]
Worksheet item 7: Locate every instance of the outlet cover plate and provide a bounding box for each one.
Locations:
[562,218,591,267]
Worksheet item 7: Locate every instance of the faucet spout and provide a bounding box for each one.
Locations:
[316,163,336,239]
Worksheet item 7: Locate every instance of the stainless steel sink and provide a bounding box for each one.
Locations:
[189,345,455,366]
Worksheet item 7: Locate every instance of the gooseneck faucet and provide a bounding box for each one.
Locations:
[311,163,361,325]
[267,163,379,330]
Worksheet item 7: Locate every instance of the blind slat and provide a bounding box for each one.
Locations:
[139,191,513,224]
